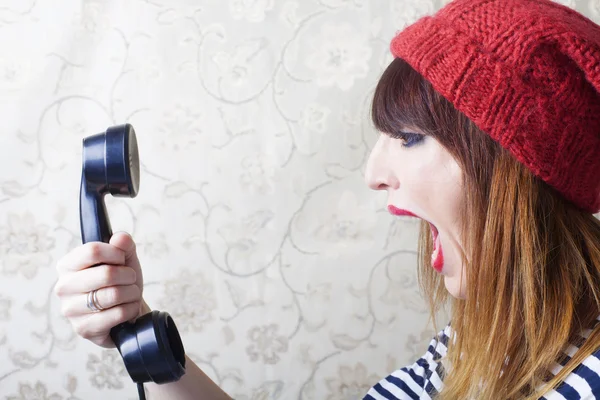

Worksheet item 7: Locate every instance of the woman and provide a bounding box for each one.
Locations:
[53,0,600,398]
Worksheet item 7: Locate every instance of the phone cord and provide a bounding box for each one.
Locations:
[138,383,146,400]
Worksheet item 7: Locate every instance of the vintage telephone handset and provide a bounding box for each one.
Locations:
[78,124,186,399]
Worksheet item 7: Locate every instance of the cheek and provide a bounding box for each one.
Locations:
[404,149,464,223]
[388,139,465,287]
[401,156,444,207]
[434,160,465,297]
[407,146,465,283]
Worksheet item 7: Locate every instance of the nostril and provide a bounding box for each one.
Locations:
[365,167,395,190]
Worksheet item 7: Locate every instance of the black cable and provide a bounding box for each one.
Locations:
[138,383,146,400]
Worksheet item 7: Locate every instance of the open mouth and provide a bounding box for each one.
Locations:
[388,205,444,273]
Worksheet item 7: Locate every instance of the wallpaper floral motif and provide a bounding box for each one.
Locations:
[1,0,599,399]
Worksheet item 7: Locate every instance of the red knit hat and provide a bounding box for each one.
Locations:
[390,0,600,213]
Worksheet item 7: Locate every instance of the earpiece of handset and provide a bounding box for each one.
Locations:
[79,124,186,384]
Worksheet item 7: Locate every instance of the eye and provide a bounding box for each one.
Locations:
[387,131,425,148]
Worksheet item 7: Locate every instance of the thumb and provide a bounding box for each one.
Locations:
[110,231,146,321]
[109,231,143,283]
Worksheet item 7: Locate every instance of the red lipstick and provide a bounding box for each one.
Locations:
[387,205,418,217]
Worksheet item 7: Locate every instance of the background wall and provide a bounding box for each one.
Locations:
[1,0,599,399]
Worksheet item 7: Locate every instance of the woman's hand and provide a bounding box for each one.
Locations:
[54,231,233,399]
[53,232,147,348]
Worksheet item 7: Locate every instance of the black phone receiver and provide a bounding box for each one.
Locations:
[79,124,186,395]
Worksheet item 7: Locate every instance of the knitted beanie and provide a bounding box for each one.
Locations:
[390,0,600,213]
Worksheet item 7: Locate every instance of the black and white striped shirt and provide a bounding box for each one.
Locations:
[364,320,600,399]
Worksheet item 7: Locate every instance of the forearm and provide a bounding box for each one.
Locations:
[139,300,232,400]
[143,354,232,400]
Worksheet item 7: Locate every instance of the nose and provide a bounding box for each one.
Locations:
[364,136,399,191]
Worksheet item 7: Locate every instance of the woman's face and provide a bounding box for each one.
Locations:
[365,128,467,299]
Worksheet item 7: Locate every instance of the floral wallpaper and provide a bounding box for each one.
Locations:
[1,0,599,399]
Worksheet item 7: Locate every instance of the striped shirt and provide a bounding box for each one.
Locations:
[364,319,600,400]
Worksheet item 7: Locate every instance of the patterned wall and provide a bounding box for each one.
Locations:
[1,0,599,399]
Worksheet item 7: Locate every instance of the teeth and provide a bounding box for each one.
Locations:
[432,246,439,265]
[429,223,438,249]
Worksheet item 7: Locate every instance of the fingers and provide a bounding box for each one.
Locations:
[53,265,136,296]
[56,242,125,273]
[60,284,141,318]
[71,301,142,342]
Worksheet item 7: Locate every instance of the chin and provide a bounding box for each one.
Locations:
[444,275,466,299]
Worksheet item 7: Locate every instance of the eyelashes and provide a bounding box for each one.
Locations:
[387,131,425,148]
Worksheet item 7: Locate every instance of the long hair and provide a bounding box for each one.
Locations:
[371,57,600,399]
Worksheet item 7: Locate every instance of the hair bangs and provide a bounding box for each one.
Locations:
[371,57,447,137]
